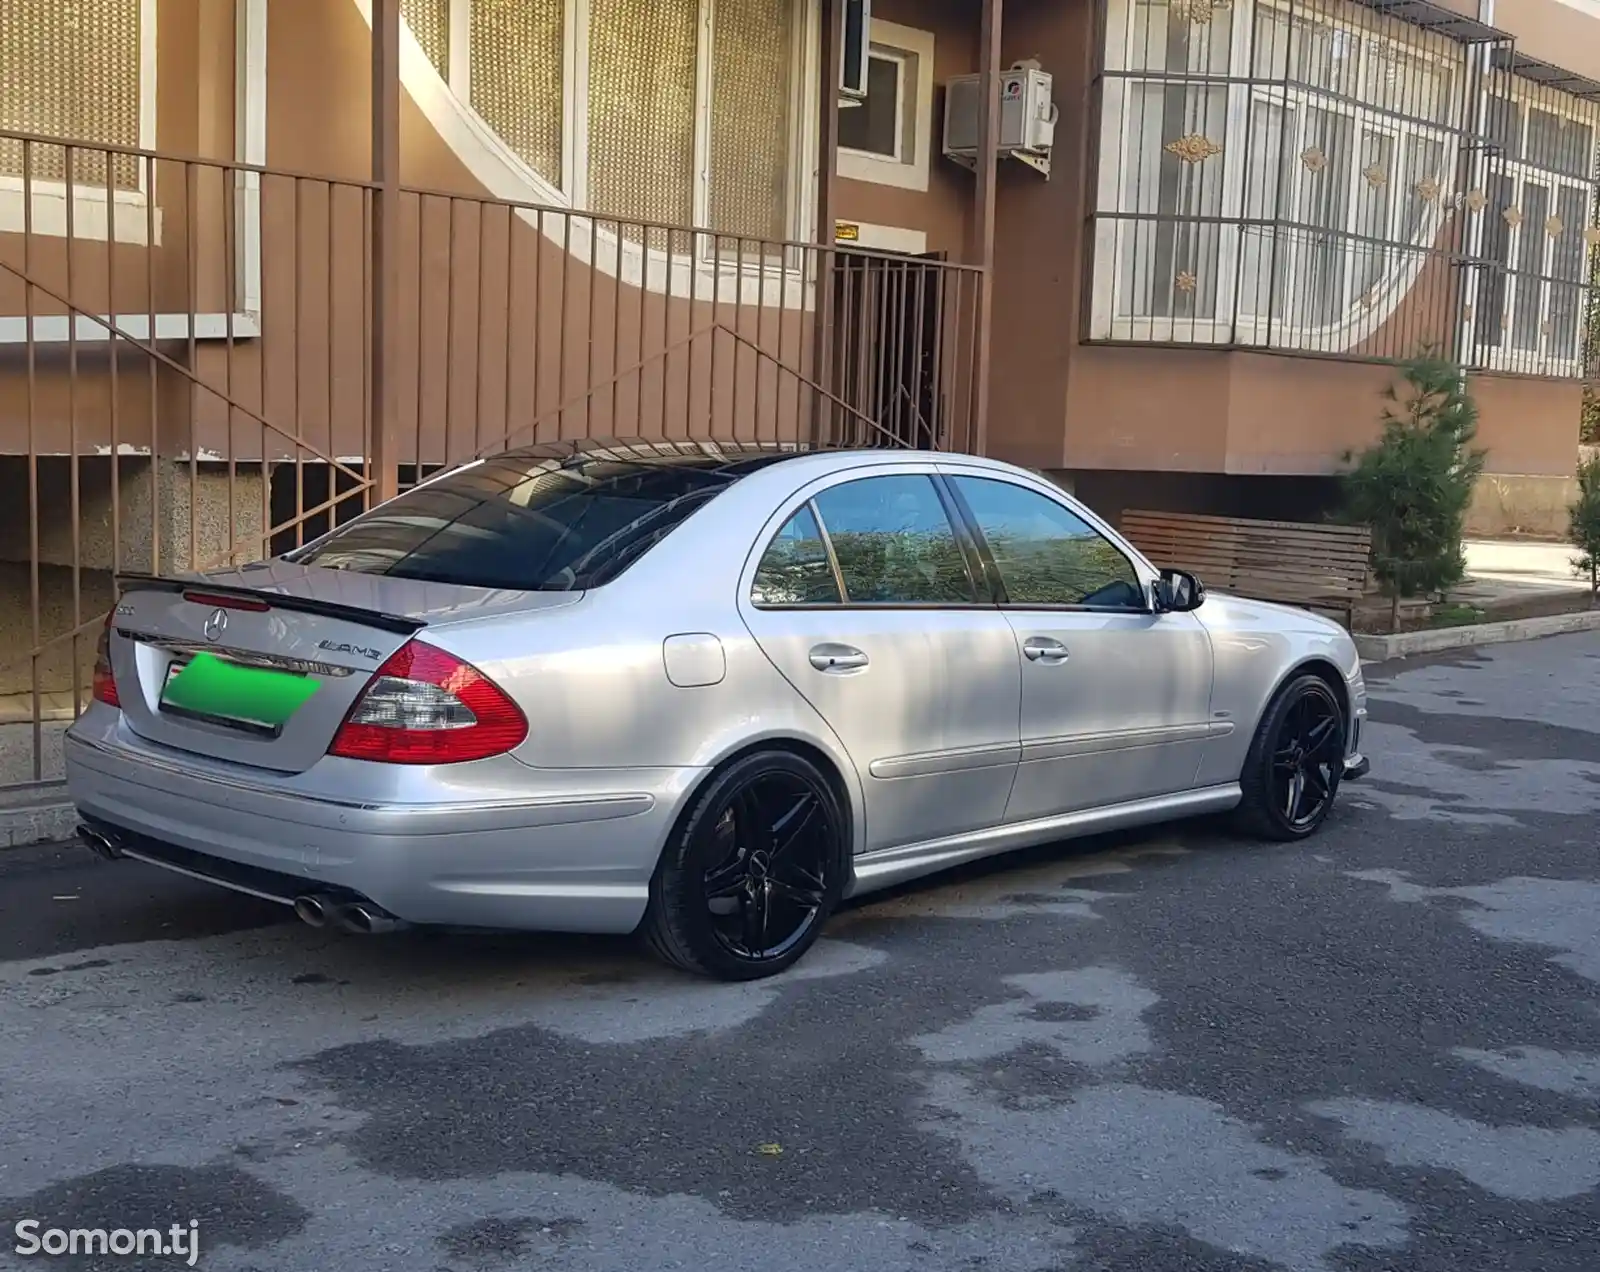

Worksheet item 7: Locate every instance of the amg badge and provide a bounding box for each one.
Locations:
[317,639,383,661]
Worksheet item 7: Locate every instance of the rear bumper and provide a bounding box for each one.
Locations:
[64,715,701,934]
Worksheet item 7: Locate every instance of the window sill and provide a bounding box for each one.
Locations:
[837,147,929,193]
[0,313,260,345]
[0,182,162,245]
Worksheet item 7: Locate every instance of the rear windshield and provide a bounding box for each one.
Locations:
[287,447,787,592]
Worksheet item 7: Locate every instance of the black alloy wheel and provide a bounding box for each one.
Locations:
[1235,673,1347,841]
[643,749,846,980]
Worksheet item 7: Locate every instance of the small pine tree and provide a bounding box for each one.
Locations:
[1340,352,1487,632]
[1568,451,1600,603]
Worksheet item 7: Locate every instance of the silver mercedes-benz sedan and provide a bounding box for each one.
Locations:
[66,439,1370,980]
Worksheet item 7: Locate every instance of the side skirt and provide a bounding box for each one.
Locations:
[844,783,1243,898]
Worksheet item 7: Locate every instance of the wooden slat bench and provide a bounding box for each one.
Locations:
[1119,510,1373,627]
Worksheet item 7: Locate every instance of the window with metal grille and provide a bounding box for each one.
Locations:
[0,0,146,191]
[1470,78,1600,376]
[1094,0,1465,357]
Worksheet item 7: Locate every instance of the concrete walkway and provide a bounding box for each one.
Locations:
[1463,539,1588,594]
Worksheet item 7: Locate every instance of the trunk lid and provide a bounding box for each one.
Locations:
[107,562,579,773]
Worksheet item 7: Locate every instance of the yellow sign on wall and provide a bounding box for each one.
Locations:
[834,221,861,242]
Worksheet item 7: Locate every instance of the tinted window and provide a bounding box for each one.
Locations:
[751,506,842,605]
[289,450,770,591]
[951,476,1144,609]
[811,475,977,604]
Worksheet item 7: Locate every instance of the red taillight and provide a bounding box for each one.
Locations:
[182,590,270,612]
[92,611,119,708]
[327,640,527,765]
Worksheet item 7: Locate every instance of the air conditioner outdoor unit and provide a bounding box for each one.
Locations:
[943,62,1057,178]
[839,0,872,106]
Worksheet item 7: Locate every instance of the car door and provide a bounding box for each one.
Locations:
[940,469,1216,822]
[738,466,1022,854]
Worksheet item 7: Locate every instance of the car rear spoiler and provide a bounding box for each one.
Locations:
[113,572,428,636]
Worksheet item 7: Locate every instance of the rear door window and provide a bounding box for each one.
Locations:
[290,453,748,591]
[810,474,979,604]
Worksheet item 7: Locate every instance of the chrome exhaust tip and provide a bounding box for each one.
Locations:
[292,894,330,928]
[77,825,123,861]
[332,902,407,935]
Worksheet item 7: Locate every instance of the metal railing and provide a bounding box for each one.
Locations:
[0,131,983,788]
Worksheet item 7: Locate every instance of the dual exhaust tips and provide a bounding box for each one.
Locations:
[291,892,407,935]
[77,824,405,936]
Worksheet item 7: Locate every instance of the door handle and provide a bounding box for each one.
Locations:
[809,643,870,672]
[1023,637,1069,664]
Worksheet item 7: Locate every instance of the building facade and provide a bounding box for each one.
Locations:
[0,0,1596,771]
[837,0,1599,532]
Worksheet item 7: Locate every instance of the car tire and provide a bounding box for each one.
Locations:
[641,749,848,981]
[1233,672,1347,842]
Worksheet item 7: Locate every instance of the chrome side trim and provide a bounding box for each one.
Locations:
[846,783,1242,897]
[868,741,1023,780]
[1018,721,1219,765]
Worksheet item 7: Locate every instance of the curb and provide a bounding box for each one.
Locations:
[1354,606,1600,662]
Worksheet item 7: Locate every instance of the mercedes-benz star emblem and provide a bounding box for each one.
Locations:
[202,608,229,643]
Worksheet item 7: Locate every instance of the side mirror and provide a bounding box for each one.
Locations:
[1156,568,1205,613]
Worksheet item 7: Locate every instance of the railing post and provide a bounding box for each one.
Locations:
[812,0,842,449]
[370,0,402,505]
[972,0,1002,456]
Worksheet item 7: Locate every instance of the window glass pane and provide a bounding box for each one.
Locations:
[1239,100,1294,321]
[1118,83,1227,320]
[1132,0,1232,75]
[588,0,697,246]
[953,477,1143,609]
[1512,180,1549,352]
[837,54,902,157]
[0,0,142,189]
[1473,170,1516,351]
[400,0,451,79]
[1294,106,1354,326]
[709,0,797,247]
[291,451,751,591]
[1365,46,1449,125]
[1294,18,1360,96]
[751,506,841,605]
[1485,95,1523,161]
[471,0,565,187]
[811,476,976,604]
[1548,186,1589,356]
[1352,130,1395,296]
[1402,134,1444,243]
[1526,108,1592,180]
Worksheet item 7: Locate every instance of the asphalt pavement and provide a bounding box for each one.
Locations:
[1,634,1597,1272]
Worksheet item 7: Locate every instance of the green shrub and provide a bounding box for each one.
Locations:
[1340,352,1486,632]
[1568,451,1600,601]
